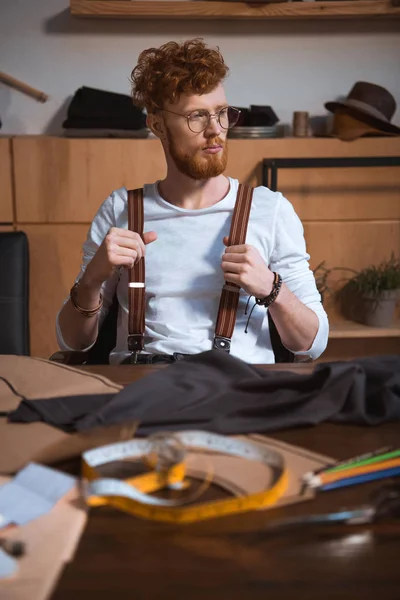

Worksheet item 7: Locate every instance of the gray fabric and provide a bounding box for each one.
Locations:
[9,351,400,436]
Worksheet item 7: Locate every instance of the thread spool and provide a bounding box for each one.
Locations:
[292,111,309,137]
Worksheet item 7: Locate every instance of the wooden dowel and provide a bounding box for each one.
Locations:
[0,71,48,103]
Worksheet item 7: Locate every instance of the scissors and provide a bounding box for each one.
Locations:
[265,482,400,530]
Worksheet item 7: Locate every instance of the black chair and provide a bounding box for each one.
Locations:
[50,294,295,365]
[0,231,30,355]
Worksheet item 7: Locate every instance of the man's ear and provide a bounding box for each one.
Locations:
[147,113,166,139]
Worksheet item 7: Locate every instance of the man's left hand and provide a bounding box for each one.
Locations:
[221,237,275,298]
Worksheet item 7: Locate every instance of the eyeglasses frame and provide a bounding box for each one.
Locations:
[160,106,241,133]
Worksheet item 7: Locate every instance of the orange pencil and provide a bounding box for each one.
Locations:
[320,457,400,485]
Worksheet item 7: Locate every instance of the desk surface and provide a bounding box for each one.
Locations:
[52,364,400,600]
[80,361,314,385]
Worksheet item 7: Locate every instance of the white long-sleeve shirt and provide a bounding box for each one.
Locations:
[56,178,329,364]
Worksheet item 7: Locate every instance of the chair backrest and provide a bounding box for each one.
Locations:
[0,231,30,355]
[84,295,294,364]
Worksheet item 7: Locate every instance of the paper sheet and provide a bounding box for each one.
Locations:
[0,464,75,526]
[0,548,17,580]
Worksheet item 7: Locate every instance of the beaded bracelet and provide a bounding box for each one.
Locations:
[255,272,283,308]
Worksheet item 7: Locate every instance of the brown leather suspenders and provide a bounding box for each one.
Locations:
[213,184,254,352]
[127,184,254,357]
[127,188,146,355]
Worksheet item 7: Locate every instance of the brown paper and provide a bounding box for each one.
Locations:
[0,356,121,408]
[176,434,333,507]
[0,478,87,600]
[0,355,126,474]
[0,420,139,475]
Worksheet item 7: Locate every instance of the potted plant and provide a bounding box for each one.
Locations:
[339,255,400,327]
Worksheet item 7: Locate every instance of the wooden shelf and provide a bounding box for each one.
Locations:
[329,319,400,339]
[70,0,400,21]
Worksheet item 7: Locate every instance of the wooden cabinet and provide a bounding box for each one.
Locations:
[0,138,13,223]
[12,137,166,223]
[320,338,400,362]
[13,136,400,221]
[11,135,400,359]
[304,221,400,284]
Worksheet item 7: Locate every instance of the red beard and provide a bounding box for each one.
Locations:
[167,131,228,180]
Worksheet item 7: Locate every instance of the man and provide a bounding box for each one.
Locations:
[57,38,328,364]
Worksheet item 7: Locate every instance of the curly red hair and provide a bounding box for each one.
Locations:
[131,38,229,113]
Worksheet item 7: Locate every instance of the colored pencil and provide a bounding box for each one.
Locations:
[320,457,400,485]
[323,448,400,475]
[303,446,394,483]
[320,466,400,492]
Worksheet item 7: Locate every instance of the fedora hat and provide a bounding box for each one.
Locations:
[325,81,400,136]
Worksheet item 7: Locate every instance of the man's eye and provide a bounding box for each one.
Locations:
[219,108,229,116]
[189,111,207,120]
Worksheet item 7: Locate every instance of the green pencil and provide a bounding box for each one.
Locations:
[324,448,400,474]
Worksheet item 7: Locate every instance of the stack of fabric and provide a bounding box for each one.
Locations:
[63,86,148,138]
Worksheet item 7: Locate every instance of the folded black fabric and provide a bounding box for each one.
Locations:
[63,86,146,130]
[8,351,400,435]
[9,393,114,432]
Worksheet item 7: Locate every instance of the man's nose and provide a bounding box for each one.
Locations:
[205,114,222,137]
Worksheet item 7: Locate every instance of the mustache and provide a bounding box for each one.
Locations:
[203,137,226,149]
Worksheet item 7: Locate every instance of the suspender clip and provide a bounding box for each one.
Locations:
[213,336,231,352]
[128,334,144,353]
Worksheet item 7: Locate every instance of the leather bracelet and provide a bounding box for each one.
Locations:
[255,272,283,308]
[70,280,103,318]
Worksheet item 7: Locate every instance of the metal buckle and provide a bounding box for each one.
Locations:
[213,336,231,352]
[127,334,144,353]
[173,353,189,361]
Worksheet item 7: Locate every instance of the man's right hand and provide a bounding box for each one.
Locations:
[83,227,158,287]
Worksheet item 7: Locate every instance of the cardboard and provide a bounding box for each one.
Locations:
[0,478,87,600]
[0,355,125,474]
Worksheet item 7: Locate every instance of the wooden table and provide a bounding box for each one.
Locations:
[52,364,400,600]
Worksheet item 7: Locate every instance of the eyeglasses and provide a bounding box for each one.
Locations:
[162,106,241,133]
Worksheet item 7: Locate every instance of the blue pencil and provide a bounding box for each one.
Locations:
[320,466,400,492]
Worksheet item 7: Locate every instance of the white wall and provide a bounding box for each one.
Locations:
[1,0,400,135]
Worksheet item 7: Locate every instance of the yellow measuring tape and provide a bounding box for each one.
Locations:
[82,431,288,524]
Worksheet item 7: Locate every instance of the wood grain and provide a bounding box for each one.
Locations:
[13,137,166,223]
[329,319,400,339]
[278,167,400,221]
[70,0,400,20]
[226,137,400,195]
[304,220,400,271]
[0,138,14,223]
[320,337,400,361]
[78,362,314,384]
[13,136,400,223]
